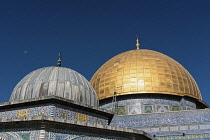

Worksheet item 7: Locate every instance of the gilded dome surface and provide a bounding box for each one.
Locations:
[10,67,99,106]
[90,49,202,101]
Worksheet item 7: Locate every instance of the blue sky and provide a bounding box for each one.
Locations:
[0,0,210,105]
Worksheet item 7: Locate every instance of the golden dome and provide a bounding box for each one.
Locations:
[90,49,202,101]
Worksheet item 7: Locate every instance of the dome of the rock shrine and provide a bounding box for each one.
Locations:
[90,49,202,102]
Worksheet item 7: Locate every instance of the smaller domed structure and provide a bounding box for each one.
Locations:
[10,67,99,107]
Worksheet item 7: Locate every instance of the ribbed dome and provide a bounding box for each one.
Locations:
[10,67,99,107]
[90,49,202,101]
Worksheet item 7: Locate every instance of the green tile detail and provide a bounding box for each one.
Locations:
[19,133,30,140]
[172,106,180,111]
[117,106,126,115]
[144,105,153,113]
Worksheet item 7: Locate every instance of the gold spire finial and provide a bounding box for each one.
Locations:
[136,35,140,49]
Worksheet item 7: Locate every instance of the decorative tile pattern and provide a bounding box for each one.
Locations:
[16,110,30,117]
[49,128,129,140]
[200,124,210,129]
[172,106,180,111]
[110,108,210,138]
[160,127,169,132]
[117,106,126,115]
[0,104,51,120]
[0,103,108,126]
[143,105,153,113]
[76,113,88,122]
[54,104,108,125]
[157,133,210,140]
[156,105,169,113]
[127,104,141,115]
[100,95,197,115]
[170,126,178,131]
[19,133,30,140]
[109,107,210,139]
[0,129,38,140]
[60,113,67,119]
[0,128,131,140]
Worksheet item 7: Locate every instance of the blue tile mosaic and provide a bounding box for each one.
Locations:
[0,129,39,140]
[100,95,197,115]
[0,103,108,125]
[110,108,210,139]
[49,128,129,140]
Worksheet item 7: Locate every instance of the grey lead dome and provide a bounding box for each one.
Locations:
[10,67,99,107]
